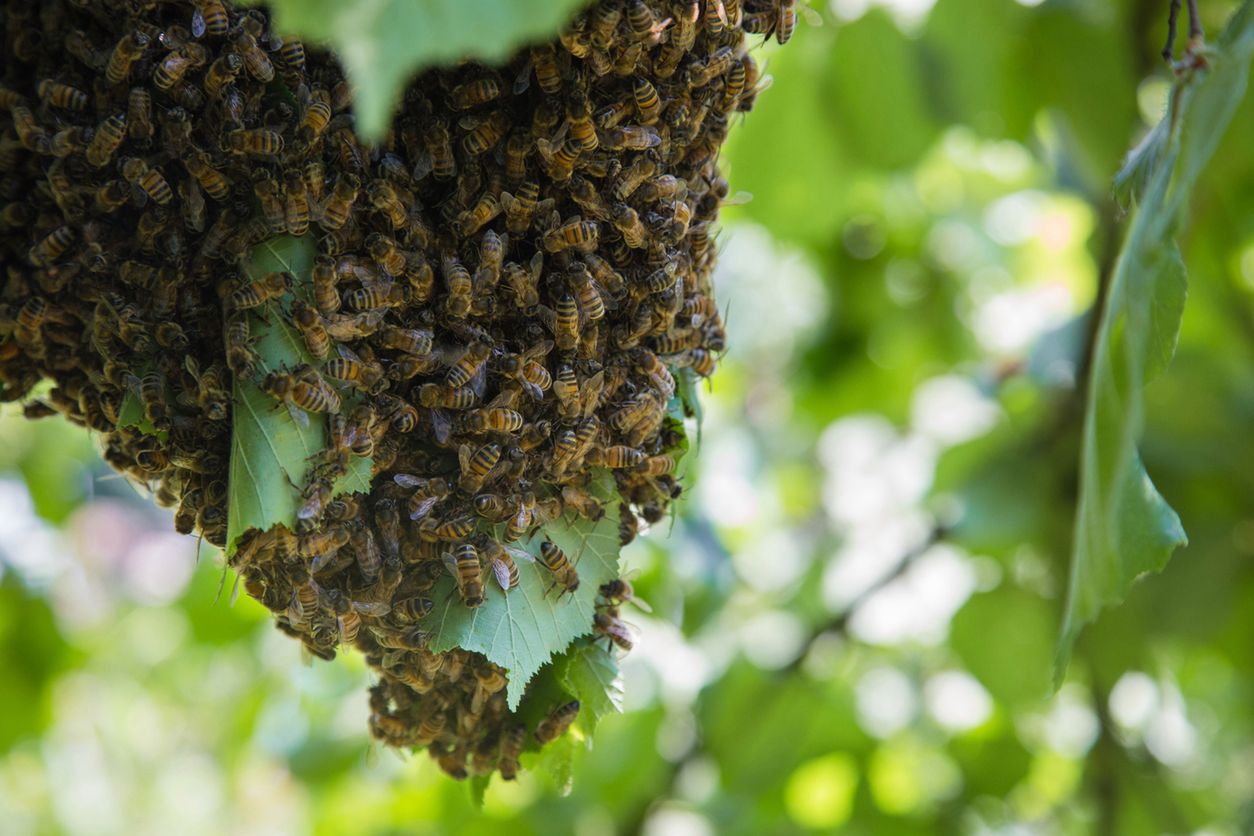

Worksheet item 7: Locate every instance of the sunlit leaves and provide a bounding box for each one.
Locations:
[226,235,371,556]
[1057,3,1254,681]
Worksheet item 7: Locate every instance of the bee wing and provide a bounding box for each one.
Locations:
[512,60,532,95]
[431,408,453,444]
[337,342,363,363]
[522,381,545,401]
[722,190,753,207]
[191,7,207,37]
[286,401,311,428]
[411,151,433,182]
[524,339,554,361]
[393,473,426,488]
[490,558,513,592]
[580,370,605,419]
[712,0,729,25]
[409,495,440,521]
[352,600,391,617]
[504,544,536,564]
[468,361,489,399]
[488,386,520,409]
[309,547,340,574]
[800,2,824,25]
[441,551,459,578]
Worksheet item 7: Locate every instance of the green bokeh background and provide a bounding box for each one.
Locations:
[5,1,1254,833]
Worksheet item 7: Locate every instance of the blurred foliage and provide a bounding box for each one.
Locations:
[6,0,1254,833]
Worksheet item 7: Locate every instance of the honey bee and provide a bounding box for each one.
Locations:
[106,30,150,85]
[543,218,599,254]
[687,45,739,88]
[259,365,341,426]
[499,725,526,780]
[441,340,487,389]
[458,442,502,493]
[86,113,127,167]
[568,263,606,321]
[469,232,505,293]
[120,157,173,205]
[299,525,350,561]
[549,293,581,351]
[630,76,662,125]
[324,344,385,392]
[224,128,284,157]
[417,117,455,180]
[458,191,501,237]
[353,525,382,583]
[588,445,647,469]
[378,394,421,435]
[535,700,580,744]
[462,407,524,435]
[230,270,290,311]
[394,474,451,521]
[193,0,229,36]
[366,179,408,229]
[153,43,209,90]
[418,384,478,410]
[181,150,231,200]
[317,173,359,231]
[500,340,553,399]
[443,543,485,608]
[776,0,799,45]
[449,77,502,110]
[503,131,531,183]
[530,43,563,94]
[14,297,47,346]
[480,539,522,591]
[234,28,275,82]
[502,491,536,542]
[538,540,579,595]
[37,80,88,111]
[503,253,543,310]
[277,35,307,72]
[610,204,647,248]
[537,137,581,181]
[252,178,285,233]
[461,110,510,155]
[594,608,635,651]
[279,172,310,235]
[393,596,434,622]
[378,326,433,356]
[500,181,544,235]
[9,105,46,153]
[288,299,330,360]
[566,90,599,150]
[27,226,74,267]
[224,314,259,377]
[562,483,605,521]
[422,513,477,544]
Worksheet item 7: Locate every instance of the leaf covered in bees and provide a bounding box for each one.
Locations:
[0,0,783,783]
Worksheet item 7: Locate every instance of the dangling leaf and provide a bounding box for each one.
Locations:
[1057,4,1254,683]
[226,235,372,556]
[426,470,622,709]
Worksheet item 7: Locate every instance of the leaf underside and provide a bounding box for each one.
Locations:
[1057,2,1254,682]
[226,235,372,556]
[256,0,590,141]
[426,470,623,710]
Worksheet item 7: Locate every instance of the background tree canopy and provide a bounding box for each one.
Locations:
[4,0,1254,833]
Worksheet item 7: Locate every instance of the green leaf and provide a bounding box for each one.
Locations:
[226,235,372,556]
[467,774,489,809]
[117,361,163,437]
[257,0,589,141]
[1057,2,1254,683]
[426,470,622,710]
[555,640,623,739]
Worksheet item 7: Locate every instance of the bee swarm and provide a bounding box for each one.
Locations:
[0,0,784,779]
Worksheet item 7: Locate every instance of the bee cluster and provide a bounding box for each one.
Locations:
[0,0,787,779]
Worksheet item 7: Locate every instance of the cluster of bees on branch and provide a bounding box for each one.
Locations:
[0,0,791,780]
